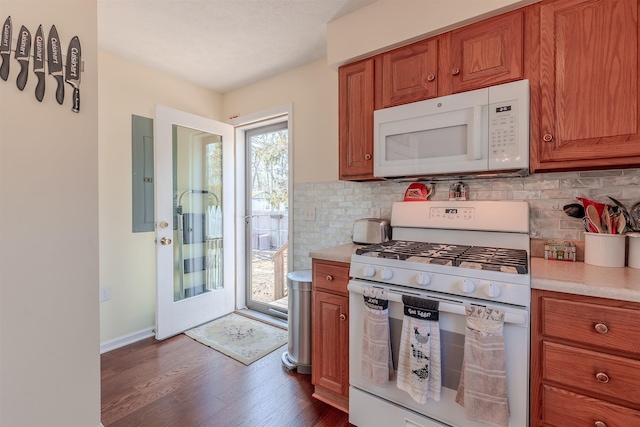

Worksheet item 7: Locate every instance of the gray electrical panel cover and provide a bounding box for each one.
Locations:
[132,115,154,232]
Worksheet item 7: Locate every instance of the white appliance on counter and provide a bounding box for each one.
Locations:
[348,200,531,427]
[374,80,529,180]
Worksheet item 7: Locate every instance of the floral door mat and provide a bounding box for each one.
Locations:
[184,312,288,365]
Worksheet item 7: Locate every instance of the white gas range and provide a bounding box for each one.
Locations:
[348,200,531,427]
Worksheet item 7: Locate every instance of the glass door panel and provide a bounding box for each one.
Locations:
[245,121,289,316]
[173,125,223,301]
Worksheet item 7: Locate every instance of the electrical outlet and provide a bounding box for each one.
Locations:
[99,287,111,302]
[371,207,381,218]
[301,207,316,221]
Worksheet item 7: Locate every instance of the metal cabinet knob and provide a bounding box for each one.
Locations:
[365,153,372,160]
[326,275,333,282]
[160,237,172,245]
[595,421,607,427]
[595,372,610,383]
[427,74,435,82]
[595,323,609,334]
[543,133,554,142]
[452,67,460,75]
[339,314,347,321]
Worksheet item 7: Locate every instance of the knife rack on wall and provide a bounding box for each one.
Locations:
[6,28,85,72]
[2,15,84,112]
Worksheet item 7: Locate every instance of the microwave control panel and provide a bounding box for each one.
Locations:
[489,102,519,159]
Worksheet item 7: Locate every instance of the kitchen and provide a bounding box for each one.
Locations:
[3,0,640,426]
[306,0,640,426]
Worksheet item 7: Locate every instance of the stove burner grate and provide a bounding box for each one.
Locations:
[356,240,528,274]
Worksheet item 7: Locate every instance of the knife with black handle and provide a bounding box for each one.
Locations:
[65,36,81,113]
[47,25,64,104]
[15,25,31,91]
[1,16,12,81]
[34,25,45,101]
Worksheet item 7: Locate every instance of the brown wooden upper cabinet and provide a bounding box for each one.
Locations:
[445,10,525,94]
[381,38,439,108]
[532,0,640,172]
[339,58,375,180]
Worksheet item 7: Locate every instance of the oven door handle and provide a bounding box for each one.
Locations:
[348,281,528,326]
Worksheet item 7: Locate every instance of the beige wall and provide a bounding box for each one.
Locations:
[98,51,223,344]
[327,0,539,67]
[0,1,100,426]
[223,58,339,183]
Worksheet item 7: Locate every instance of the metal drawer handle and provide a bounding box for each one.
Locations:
[595,372,610,383]
[595,421,607,427]
[595,323,609,334]
[339,313,347,321]
[326,275,333,282]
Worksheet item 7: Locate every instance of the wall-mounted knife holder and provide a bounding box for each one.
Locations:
[6,27,84,73]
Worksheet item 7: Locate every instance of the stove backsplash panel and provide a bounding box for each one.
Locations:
[293,168,640,270]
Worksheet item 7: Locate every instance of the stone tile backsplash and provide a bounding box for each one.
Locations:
[292,168,640,270]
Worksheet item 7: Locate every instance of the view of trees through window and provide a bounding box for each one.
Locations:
[250,128,288,211]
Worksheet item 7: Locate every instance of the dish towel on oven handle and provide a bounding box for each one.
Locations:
[455,306,509,427]
[360,287,394,387]
[396,296,441,404]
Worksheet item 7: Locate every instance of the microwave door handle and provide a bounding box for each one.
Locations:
[471,105,483,160]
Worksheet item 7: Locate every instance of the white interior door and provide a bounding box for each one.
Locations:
[155,105,235,340]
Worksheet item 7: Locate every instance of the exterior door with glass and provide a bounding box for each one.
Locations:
[245,121,289,317]
[155,105,235,340]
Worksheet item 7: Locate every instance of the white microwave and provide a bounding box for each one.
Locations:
[374,79,529,179]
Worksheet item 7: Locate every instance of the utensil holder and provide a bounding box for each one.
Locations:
[584,232,626,267]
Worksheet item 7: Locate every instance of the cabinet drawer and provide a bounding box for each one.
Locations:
[313,260,350,295]
[543,384,640,426]
[543,341,640,406]
[541,296,640,354]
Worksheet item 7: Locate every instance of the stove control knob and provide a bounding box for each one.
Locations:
[460,279,476,293]
[416,273,431,286]
[483,283,502,298]
[363,265,376,278]
[381,268,393,280]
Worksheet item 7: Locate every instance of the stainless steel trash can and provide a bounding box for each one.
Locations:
[281,270,312,374]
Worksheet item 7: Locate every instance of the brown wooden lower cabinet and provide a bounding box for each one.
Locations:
[531,289,640,426]
[311,259,350,413]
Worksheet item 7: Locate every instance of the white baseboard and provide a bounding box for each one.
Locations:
[100,327,155,354]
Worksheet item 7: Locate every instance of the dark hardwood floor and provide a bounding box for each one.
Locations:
[101,334,352,426]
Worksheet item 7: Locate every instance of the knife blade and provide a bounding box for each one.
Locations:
[0,16,11,81]
[65,36,81,113]
[15,25,31,91]
[47,25,64,104]
[33,25,45,102]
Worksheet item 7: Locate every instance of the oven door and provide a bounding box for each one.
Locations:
[348,279,529,427]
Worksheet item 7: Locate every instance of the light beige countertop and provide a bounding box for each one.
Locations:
[530,257,640,303]
[309,243,360,264]
[310,244,640,303]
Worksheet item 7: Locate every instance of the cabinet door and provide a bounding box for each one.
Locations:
[381,37,438,107]
[339,59,375,180]
[445,8,525,94]
[535,0,640,171]
[312,291,349,398]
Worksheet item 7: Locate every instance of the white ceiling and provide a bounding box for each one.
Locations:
[97,0,377,94]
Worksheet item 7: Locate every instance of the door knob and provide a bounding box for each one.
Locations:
[160,237,172,245]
